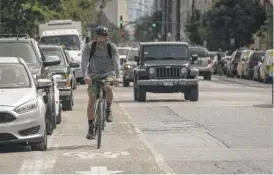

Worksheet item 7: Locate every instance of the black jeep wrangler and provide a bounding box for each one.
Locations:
[133,42,199,102]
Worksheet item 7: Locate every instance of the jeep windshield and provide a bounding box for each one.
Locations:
[143,45,189,61]
[0,42,38,64]
[40,35,81,51]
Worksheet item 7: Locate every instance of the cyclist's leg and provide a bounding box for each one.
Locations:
[86,81,99,139]
[103,75,115,122]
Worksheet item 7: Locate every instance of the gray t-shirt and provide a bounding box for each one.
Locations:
[81,42,121,78]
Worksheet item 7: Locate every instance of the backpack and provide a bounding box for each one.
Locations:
[89,41,112,62]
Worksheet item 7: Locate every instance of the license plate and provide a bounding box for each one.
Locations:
[163,81,173,86]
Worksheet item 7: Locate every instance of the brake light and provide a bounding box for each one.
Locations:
[65,73,70,87]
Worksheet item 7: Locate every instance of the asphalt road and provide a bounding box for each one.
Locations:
[0,76,273,174]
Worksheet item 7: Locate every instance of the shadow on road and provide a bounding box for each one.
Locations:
[115,99,186,103]
[0,144,31,153]
[48,145,97,151]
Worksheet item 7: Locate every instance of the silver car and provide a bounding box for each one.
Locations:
[122,48,138,87]
[0,57,51,151]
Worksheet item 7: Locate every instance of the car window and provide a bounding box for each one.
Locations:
[118,48,130,55]
[0,42,38,64]
[0,63,31,88]
[127,49,139,61]
[143,45,189,60]
[32,40,42,61]
[40,48,66,65]
[40,35,81,51]
[64,50,72,62]
[189,48,209,57]
[251,52,265,62]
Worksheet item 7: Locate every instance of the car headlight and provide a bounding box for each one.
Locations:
[14,99,38,114]
[149,67,155,74]
[181,67,188,74]
[124,64,131,68]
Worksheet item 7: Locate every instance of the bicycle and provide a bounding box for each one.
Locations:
[92,79,108,149]
[217,61,224,78]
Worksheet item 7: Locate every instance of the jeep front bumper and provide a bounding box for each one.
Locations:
[137,79,198,86]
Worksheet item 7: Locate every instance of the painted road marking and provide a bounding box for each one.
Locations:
[62,151,129,159]
[75,166,123,174]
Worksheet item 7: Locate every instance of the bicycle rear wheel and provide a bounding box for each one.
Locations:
[96,100,103,149]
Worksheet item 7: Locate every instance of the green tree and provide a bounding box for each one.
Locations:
[204,0,266,50]
[185,9,203,45]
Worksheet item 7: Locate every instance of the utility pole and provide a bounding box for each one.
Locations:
[176,0,180,41]
[192,0,195,22]
[0,0,2,33]
[98,0,106,25]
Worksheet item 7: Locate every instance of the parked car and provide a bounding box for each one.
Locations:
[243,50,265,79]
[258,49,274,83]
[253,56,264,81]
[0,57,53,151]
[133,42,199,102]
[123,47,139,87]
[226,50,243,77]
[0,34,60,135]
[237,49,252,78]
[189,46,212,80]
[40,44,79,111]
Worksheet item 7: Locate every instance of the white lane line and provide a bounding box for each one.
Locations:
[18,112,67,174]
[116,101,175,174]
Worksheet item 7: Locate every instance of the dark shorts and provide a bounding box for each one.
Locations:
[87,75,114,95]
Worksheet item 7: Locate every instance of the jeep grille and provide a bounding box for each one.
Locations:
[156,67,180,79]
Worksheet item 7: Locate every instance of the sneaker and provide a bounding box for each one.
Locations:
[106,108,113,122]
[86,124,95,140]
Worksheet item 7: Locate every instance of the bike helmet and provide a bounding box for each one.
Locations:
[96,26,109,36]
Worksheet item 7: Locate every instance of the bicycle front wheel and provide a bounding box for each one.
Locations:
[96,100,103,149]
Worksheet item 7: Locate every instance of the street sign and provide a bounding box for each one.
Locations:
[75,166,123,174]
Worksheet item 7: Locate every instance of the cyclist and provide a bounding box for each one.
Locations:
[81,26,121,140]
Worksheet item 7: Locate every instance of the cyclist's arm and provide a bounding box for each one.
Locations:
[110,43,121,78]
[81,43,91,77]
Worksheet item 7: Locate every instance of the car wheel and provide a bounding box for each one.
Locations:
[123,78,130,87]
[188,85,199,101]
[46,101,54,135]
[62,93,73,111]
[203,74,212,80]
[133,85,137,101]
[30,128,47,151]
[56,103,62,124]
[137,86,146,102]
[184,92,190,100]
[80,79,86,85]
[72,76,77,90]
[51,94,57,130]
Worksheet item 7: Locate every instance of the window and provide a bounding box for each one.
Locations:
[189,47,209,57]
[142,45,189,60]
[40,35,81,51]
[0,64,31,88]
[0,42,38,64]
[41,48,66,65]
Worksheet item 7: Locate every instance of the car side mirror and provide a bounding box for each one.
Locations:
[70,60,80,68]
[44,56,61,66]
[37,79,52,89]
[191,54,198,64]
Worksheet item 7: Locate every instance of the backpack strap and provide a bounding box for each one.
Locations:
[89,41,97,62]
[107,42,112,59]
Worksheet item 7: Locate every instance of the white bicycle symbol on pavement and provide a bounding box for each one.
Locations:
[62,151,129,159]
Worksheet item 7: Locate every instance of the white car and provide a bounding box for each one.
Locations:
[0,57,51,151]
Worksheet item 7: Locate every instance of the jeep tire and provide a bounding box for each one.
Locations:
[46,101,54,135]
[185,86,199,101]
[62,92,73,111]
[123,78,130,87]
[56,103,62,124]
[133,85,137,101]
[136,86,146,102]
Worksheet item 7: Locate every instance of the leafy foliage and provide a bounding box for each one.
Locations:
[1,0,96,36]
[185,0,266,50]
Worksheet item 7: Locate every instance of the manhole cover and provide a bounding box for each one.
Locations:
[253,104,273,108]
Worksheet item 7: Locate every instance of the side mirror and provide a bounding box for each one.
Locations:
[44,56,61,66]
[37,79,52,89]
[70,60,80,68]
[191,54,198,64]
[134,56,139,62]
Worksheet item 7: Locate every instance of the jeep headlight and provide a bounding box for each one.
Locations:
[181,67,188,74]
[14,99,38,114]
[149,67,155,74]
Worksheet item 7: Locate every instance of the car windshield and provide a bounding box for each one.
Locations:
[251,52,265,61]
[189,48,209,57]
[127,49,139,61]
[41,48,65,65]
[0,42,38,64]
[0,64,30,88]
[118,48,130,55]
[40,35,81,51]
[143,45,189,60]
